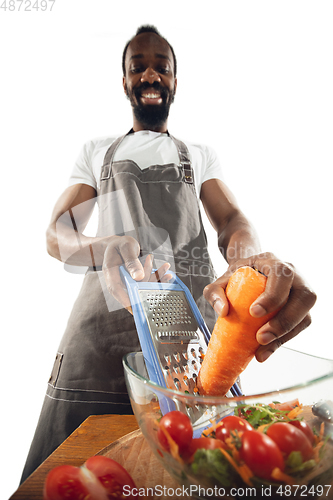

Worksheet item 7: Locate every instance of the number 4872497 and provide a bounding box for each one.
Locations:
[0,0,56,11]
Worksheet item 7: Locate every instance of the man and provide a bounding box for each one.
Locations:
[21,25,316,483]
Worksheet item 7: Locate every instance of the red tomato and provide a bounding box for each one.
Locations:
[288,420,315,445]
[85,456,137,499]
[43,465,92,500]
[240,430,285,480]
[43,456,137,500]
[266,422,314,462]
[215,415,254,442]
[157,410,193,453]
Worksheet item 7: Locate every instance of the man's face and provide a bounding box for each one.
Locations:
[123,32,177,131]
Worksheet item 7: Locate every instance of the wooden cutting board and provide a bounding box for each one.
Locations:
[98,429,195,499]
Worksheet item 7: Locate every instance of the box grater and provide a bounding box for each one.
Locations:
[121,265,242,428]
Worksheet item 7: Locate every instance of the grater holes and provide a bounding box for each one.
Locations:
[173,378,181,390]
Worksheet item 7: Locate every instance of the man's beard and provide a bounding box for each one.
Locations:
[126,82,175,130]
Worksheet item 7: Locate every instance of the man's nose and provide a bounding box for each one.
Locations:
[140,67,161,84]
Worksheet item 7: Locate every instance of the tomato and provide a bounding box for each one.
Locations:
[85,456,137,499]
[157,410,193,453]
[43,465,93,500]
[288,420,315,445]
[266,422,314,462]
[215,415,254,442]
[43,456,137,500]
[240,430,285,480]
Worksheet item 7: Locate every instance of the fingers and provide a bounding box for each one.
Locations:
[150,262,172,283]
[255,313,312,362]
[249,255,295,317]
[141,255,172,283]
[203,273,231,317]
[204,253,316,362]
[103,239,173,312]
[250,258,316,347]
[102,236,144,310]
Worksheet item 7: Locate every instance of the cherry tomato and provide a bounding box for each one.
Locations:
[215,415,254,442]
[288,420,315,445]
[43,456,137,500]
[266,422,314,461]
[240,430,285,480]
[85,456,137,499]
[157,410,193,453]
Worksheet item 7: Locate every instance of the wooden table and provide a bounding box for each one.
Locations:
[10,415,139,500]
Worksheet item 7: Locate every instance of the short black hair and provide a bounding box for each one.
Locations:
[122,25,177,77]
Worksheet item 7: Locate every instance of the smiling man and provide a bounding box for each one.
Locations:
[123,29,177,131]
[20,25,316,484]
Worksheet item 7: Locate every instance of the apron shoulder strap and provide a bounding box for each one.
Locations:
[100,133,128,181]
[168,134,194,184]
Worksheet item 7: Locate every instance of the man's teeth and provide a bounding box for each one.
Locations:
[142,93,160,98]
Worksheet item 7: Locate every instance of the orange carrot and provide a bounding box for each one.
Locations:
[197,266,280,396]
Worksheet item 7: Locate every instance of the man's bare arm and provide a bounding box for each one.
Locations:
[200,178,316,361]
[46,183,114,267]
[200,178,261,263]
[46,183,171,310]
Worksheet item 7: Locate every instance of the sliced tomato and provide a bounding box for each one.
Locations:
[157,410,193,453]
[240,430,285,480]
[266,422,314,461]
[215,415,254,442]
[288,420,315,445]
[43,465,97,500]
[85,456,137,499]
[43,456,137,500]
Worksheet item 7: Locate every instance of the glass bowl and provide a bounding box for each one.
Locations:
[123,347,333,499]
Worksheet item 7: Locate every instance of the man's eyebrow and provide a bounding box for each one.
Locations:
[129,53,171,62]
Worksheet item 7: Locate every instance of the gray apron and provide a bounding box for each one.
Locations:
[20,132,217,483]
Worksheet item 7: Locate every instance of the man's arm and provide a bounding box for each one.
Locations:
[200,179,316,361]
[46,183,171,309]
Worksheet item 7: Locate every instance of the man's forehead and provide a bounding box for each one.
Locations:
[126,32,173,64]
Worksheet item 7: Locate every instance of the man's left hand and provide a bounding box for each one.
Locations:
[203,253,317,362]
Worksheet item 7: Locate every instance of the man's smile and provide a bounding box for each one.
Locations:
[140,88,163,105]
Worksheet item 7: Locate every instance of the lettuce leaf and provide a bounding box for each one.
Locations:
[191,448,236,487]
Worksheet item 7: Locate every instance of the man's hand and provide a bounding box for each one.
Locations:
[203,253,316,362]
[102,235,172,312]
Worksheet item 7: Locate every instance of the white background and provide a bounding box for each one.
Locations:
[1,1,332,497]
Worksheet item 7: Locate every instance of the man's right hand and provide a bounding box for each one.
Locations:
[102,235,171,312]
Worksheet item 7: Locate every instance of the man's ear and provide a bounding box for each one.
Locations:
[174,78,178,95]
[122,76,127,96]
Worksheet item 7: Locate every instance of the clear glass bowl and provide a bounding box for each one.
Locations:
[123,347,333,499]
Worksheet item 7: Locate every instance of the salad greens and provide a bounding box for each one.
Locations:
[191,449,237,487]
[236,403,300,429]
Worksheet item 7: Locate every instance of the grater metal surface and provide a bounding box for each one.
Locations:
[138,288,207,395]
[120,266,242,428]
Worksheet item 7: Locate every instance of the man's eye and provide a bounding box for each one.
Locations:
[158,67,170,74]
[130,67,143,74]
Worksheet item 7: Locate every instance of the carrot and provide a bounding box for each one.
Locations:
[271,467,295,485]
[197,266,280,396]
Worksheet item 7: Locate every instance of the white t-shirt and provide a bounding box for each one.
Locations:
[68,130,223,198]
